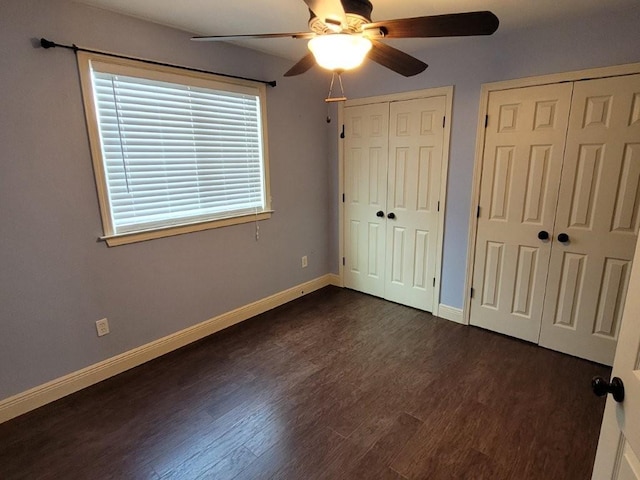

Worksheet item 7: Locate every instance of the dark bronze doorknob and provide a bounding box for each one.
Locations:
[557,233,569,243]
[538,231,549,240]
[592,376,625,402]
[376,210,384,218]
[387,212,396,219]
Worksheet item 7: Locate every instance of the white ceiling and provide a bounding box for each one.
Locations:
[74,0,638,61]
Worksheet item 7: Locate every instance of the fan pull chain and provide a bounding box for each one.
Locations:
[325,72,347,104]
[327,72,336,99]
[326,74,334,121]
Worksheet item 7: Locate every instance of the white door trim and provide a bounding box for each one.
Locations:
[463,62,640,325]
[338,86,454,317]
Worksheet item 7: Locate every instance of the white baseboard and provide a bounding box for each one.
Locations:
[0,274,335,424]
[327,273,342,287]
[438,304,465,324]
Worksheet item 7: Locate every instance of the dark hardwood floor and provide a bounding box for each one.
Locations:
[0,287,609,479]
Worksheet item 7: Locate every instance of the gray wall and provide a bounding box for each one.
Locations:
[0,0,332,399]
[333,5,640,308]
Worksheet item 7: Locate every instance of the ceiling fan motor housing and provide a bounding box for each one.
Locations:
[341,0,373,19]
[308,0,373,33]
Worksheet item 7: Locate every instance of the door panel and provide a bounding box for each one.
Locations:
[539,74,640,365]
[471,83,573,342]
[481,241,505,308]
[344,103,389,297]
[385,97,445,311]
[591,233,640,479]
[512,245,538,316]
[618,441,640,480]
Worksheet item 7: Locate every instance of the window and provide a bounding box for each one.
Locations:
[77,52,271,246]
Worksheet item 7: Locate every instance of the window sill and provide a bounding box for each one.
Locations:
[100,211,273,247]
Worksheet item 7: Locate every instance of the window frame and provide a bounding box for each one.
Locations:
[77,51,272,247]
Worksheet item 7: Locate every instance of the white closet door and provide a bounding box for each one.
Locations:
[539,73,640,365]
[344,96,447,312]
[385,97,446,311]
[470,83,573,342]
[344,103,390,298]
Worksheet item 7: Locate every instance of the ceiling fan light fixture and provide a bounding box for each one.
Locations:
[308,34,372,71]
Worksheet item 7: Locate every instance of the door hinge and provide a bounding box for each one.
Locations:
[342,257,346,266]
[477,206,481,218]
[340,125,345,139]
[470,287,475,298]
[442,116,446,128]
[342,193,345,203]
[433,277,436,287]
[437,201,440,212]
[484,115,489,128]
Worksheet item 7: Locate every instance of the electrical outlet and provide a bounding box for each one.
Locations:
[96,318,110,337]
[301,255,308,268]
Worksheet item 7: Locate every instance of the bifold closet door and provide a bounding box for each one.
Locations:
[344,102,390,298]
[385,97,445,311]
[470,83,573,342]
[344,97,446,312]
[539,73,640,365]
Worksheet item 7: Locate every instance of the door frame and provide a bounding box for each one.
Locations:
[463,62,640,325]
[338,86,454,317]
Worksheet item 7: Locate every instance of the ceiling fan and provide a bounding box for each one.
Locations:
[192,0,499,78]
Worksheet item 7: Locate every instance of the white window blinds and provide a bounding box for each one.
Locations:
[89,66,267,235]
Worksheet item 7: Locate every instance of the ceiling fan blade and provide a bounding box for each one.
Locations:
[367,41,428,77]
[284,53,317,77]
[303,0,347,29]
[364,11,499,38]
[192,32,315,42]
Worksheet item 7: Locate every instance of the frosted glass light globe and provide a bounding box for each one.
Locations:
[308,34,372,71]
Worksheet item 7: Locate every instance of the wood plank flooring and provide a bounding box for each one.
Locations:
[0,287,610,479]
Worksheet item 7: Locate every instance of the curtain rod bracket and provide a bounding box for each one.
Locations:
[39,38,276,87]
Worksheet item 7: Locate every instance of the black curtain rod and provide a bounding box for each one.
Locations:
[39,38,277,87]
